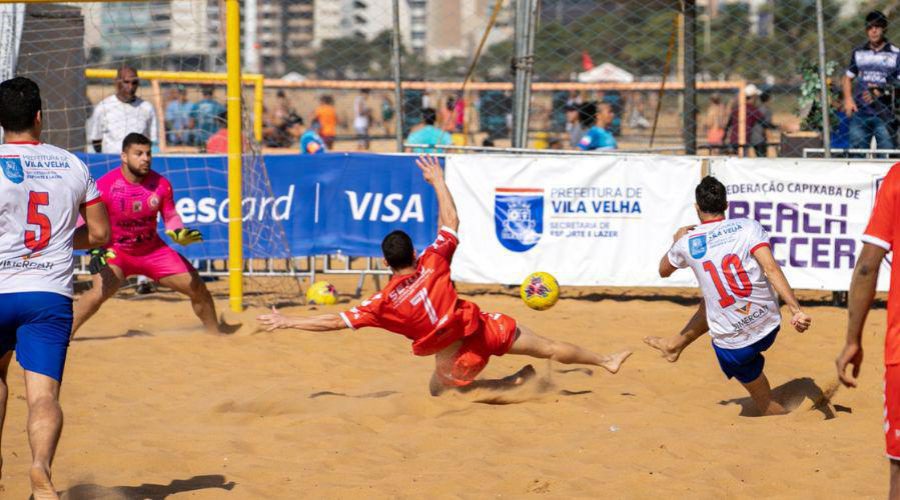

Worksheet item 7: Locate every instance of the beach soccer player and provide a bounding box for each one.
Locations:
[0,77,111,499]
[72,133,231,335]
[835,163,900,496]
[257,155,631,394]
[644,176,811,415]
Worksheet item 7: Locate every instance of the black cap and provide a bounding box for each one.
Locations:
[867,10,888,28]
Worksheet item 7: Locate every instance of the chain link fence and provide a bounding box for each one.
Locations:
[4,0,894,157]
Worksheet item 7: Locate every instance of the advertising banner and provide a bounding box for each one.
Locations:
[709,157,894,291]
[445,154,702,286]
[79,153,438,259]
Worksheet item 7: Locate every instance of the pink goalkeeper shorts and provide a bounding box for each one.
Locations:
[108,244,191,281]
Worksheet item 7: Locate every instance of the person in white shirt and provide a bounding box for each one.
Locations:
[353,89,372,150]
[644,176,811,416]
[88,66,157,154]
[0,77,110,499]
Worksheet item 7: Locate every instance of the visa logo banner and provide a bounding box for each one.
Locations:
[79,153,439,259]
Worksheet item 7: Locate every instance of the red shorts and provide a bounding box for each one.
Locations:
[435,312,518,387]
[108,244,191,281]
[887,364,900,459]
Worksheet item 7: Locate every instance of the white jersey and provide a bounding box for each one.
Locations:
[668,217,781,349]
[0,142,101,297]
[88,94,158,153]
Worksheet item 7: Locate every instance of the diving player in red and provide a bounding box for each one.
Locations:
[72,133,232,335]
[257,155,631,394]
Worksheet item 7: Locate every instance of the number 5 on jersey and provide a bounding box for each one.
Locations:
[24,191,51,252]
[702,254,752,308]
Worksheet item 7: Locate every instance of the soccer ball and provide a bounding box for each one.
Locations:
[520,272,559,311]
[306,281,338,305]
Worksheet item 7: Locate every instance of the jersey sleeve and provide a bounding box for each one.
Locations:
[422,226,459,262]
[76,156,102,206]
[748,220,772,254]
[159,177,184,230]
[339,293,383,330]
[666,237,689,269]
[847,50,858,78]
[863,166,900,251]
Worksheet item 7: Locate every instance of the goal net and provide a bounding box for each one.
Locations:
[4,1,299,306]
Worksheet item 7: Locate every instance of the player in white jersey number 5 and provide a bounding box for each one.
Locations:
[0,77,110,499]
[644,176,811,416]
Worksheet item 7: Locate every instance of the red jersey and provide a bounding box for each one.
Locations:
[863,164,900,365]
[339,227,483,356]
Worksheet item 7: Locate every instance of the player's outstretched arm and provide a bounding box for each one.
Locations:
[416,154,459,232]
[74,201,110,250]
[257,307,348,332]
[751,245,811,332]
[837,243,886,388]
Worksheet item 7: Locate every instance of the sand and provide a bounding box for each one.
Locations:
[0,278,889,498]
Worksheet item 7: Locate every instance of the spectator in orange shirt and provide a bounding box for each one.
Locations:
[313,95,339,149]
[205,111,228,154]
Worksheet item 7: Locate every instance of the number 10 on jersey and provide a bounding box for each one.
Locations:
[702,254,753,308]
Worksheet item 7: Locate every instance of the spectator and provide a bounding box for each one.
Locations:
[165,85,193,146]
[627,91,650,129]
[438,94,456,132]
[205,111,229,154]
[286,114,327,155]
[724,84,766,154]
[548,137,564,150]
[88,66,157,153]
[750,91,778,157]
[314,94,338,149]
[191,85,226,146]
[578,102,617,150]
[353,89,372,150]
[405,107,452,153]
[831,97,852,153]
[381,95,395,135]
[705,93,727,150]
[843,10,898,152]
[273,89,293,129]
[565,103,585,148]
[454,94,466,132]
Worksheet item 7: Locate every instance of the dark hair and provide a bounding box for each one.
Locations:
[695,176,727,214]
[578,101,597,129]
[867,10,888,28]
[285,113,303,127]
[422,107,437,125]
[382,230,415,269]
[482,137,495,147]
[122,132,151,151]
[0,77,42,133]
[202,85,214,97]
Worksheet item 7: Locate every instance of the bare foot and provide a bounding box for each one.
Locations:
[601,351,632,374]
[643,336,682,362]
[30,464,57,500]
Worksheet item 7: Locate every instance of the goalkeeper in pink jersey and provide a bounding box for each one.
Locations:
[72,133,231,335]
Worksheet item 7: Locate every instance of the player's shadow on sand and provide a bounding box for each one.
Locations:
[71,329,153,342]
[309,390,400,399]
[60,474,235,499]
[718,377,842,419]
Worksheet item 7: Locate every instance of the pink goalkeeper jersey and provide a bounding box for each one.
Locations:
[96,167,182,255]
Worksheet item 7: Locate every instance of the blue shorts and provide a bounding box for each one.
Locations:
[712,326,780,384]
[0,292,73,382]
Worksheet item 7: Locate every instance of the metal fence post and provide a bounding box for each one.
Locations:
[392,0,405,152]
[512,0,536,149]
[815,0,831,159]
[683,0,697,155]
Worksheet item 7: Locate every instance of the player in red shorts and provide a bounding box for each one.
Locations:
[72,133,231,335]
[837,163,900,496]
[257,155,631,394]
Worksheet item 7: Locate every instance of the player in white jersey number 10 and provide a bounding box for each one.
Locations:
[644,176,811,416]
[0,77,111,499]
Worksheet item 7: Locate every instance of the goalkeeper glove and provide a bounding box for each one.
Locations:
[87,248,116,274]
[165,227,203,246]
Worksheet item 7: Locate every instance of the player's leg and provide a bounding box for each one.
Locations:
[16,292,73,500]
[0,350,11,478]
[890,460,900,500]
[643,301,708,362]
[157,267,220,333]
[741,372,787,416]
[24,370,62,499]
[507,324,631,374]
[71,264,125,335]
